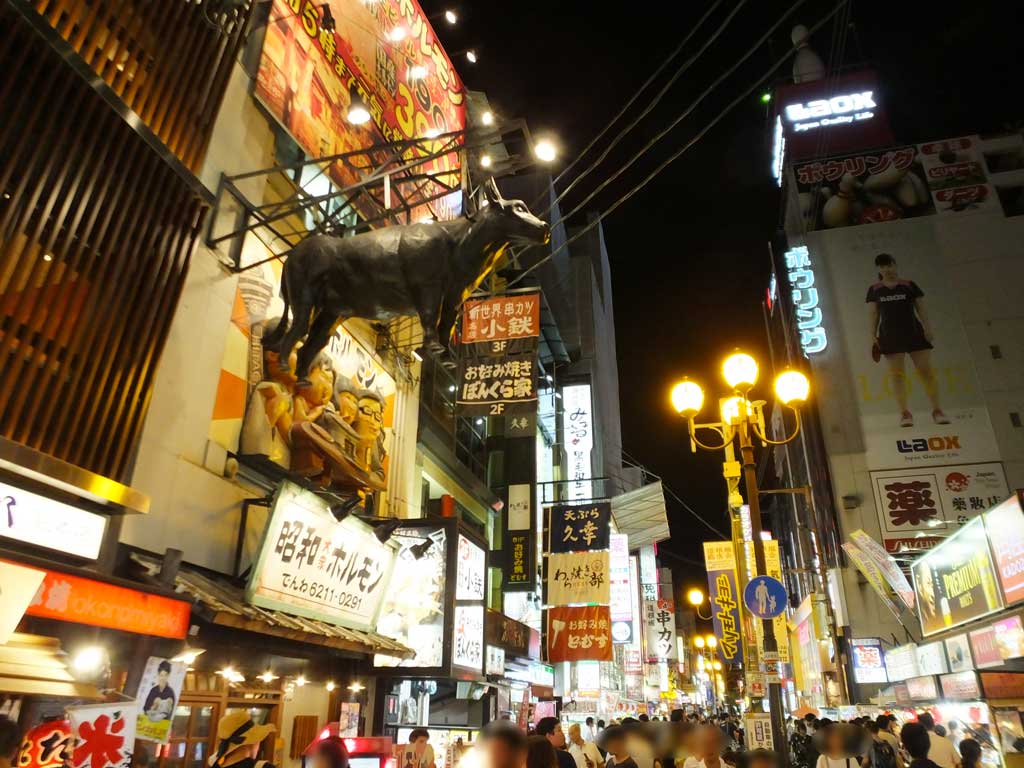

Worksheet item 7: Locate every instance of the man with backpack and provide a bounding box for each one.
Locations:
[866,722,899,768]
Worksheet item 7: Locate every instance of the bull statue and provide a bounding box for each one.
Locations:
[264,178,550,377]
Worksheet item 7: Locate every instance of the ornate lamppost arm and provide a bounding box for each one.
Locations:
[749,407,802,446]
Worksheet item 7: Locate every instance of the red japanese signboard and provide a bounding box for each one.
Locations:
[18,564,190,639]
[547,605,613,662]
[461,294,540,348]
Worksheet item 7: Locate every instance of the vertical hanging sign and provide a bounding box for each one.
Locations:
[562,384,594,501]
[703,541,744,666]
[457,293,541,417]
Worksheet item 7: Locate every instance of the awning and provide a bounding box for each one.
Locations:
[610,481,670,550]
[131,554,414,659]
[0,633,101,698]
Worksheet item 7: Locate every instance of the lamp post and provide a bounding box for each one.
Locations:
[671,352,810,758]
[687,587,712,620]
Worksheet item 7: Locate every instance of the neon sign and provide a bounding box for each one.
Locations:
[784,91,876,133]
[784,246,827,355]
[771,115,785,187]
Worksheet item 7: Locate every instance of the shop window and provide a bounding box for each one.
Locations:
[141,704,217,768]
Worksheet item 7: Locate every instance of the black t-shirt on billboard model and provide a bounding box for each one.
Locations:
[865,279,932,355]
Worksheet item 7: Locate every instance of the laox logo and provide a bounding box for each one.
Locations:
[784,91,876,122]
[896,435,960,453]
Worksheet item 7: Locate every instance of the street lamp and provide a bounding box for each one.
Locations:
[693,636,705,649]
[534,139,557,163]
[686,587,711,620]
[670,351,810,753]
[704,635,717,649]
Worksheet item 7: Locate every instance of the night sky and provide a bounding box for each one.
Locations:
[421,0,1024,587]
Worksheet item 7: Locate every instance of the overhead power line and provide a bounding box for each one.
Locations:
[663,482,731,539]
[554,0,815,227]
[546,0,735,211]
[507,0,849,289]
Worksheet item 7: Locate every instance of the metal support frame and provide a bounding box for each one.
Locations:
[206,119,541,272]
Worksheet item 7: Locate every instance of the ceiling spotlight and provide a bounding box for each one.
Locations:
[534,139,557,163]
[71,646,106,676]
[389,26,408,42]
[465,50,477,64]
[347,86,371,125]
[171,647,206,664]
[480,154,492,168]
[374,518,403,543]
[42,253,53,262]
[410,538,435,560]
[258,670,278,683]
[320,4,336,33]
[348,681,366,693]
[444,9,457,24]
[326,681,336,692]
[329,496,361,522]
[409,64,428,80]
[481,110,494,126]
[295,675,308,687]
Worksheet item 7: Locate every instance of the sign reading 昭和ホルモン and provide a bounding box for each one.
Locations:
[247,481,397,631]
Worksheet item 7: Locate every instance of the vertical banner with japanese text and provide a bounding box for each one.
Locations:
[504,483,535,592]
[643,599,678,661]
[703,541,744,666]
[457,293,540,417]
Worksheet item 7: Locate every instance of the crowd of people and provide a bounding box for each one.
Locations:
[471,709,1002,768]
[0,707,1001,768]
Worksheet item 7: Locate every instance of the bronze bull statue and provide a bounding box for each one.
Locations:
[264,178,550,377]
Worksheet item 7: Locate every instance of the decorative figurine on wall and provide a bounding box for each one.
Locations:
[263,178,550,377]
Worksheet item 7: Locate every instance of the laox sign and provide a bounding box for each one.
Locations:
[784,91,876,131]
[896,436,961,454]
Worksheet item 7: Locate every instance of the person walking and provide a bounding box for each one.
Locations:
[918,715,960,768]
[901,723,940,768]
[866,722,899,768]
[529,737,560,768]
[568,723,603,768]
[790,721,813,768]
[815,724,858,768]
[602,727,639,768]
[957,740,981,768]
[536,718,576,768]
[480,722,528,768]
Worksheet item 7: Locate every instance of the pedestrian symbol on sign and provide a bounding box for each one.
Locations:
[743,575,787,619]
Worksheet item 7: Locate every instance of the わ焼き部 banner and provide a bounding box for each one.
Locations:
[254,0,466,221]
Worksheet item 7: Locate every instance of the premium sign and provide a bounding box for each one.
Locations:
[985,495,1024,605]
[547,551,610,606]
[562,384,594,501]
[453,605,484,671]
[850,638,888,684]
[248,482,397,630]
[912,517,1003,636]
[22,565,189,639]
[548,502,610,553]
[456,534,486,600]
[0,480,106,559]
[546,605,612,662]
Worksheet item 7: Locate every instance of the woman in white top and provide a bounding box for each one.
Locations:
[816,726,860,768]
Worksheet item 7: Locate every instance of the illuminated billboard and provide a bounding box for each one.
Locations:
[254,0,466,221]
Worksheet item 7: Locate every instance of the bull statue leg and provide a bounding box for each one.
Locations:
[295,307,340,379]
[276,282,314,373]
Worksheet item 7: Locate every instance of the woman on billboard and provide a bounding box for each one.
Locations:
[866,253,949,428]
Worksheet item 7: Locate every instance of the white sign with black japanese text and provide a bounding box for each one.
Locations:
[456,535,486,600]
[453,605,484,671]
[0,480,107,559]
[247,481,397,631]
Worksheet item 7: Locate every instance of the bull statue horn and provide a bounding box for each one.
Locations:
[484,177,501,203]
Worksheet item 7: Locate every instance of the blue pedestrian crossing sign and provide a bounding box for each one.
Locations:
[743,575,787,619]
